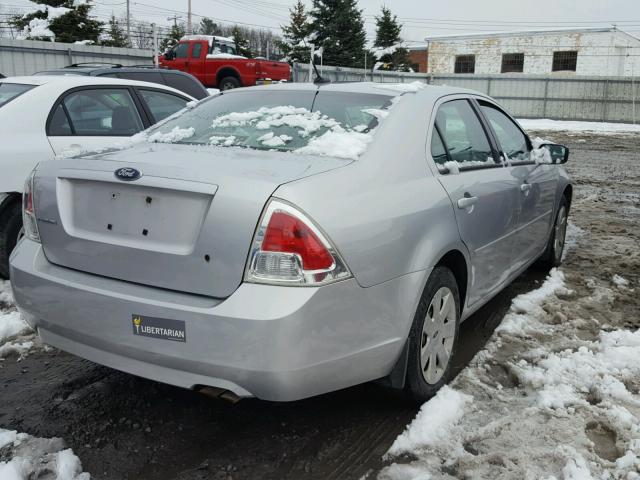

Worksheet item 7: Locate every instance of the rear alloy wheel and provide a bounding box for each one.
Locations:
[0,201,23,279]
[219,76,240,90]
[538,196,569,270]
[405,266,461,402]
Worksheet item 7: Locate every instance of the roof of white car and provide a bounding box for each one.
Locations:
[1,75,195,98]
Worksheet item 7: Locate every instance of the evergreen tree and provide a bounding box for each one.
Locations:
[101,15,127,47]
[309,0,367,69]
[278,0,311,64]
[160,22,186,52]
[372,6,411,71]
[199,17,219,36]
[11,0,103,43]
[231,25,252,57]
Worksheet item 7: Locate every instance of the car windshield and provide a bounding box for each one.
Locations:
[142,90,394,159]
[0,83,36,108]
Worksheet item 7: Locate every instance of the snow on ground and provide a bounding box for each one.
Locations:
[379,218,640,479]
[518,119,640,134]
[0,428,89,480]
[0,280,37,359]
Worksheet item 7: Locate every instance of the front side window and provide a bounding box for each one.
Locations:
[174,42,189,59]
[552,51,577,72]
[142,91,393,159]
[57,88,143,136]
[192,43,202,58]
[434,99,495,170]
[0,83,35,108]
[138,89,189,122]
[454,55,475,74]
[479,101,530,164]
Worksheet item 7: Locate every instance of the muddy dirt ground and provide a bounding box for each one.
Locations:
[1,131,638,479]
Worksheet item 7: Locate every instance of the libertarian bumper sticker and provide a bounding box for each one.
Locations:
[132,315,186,342]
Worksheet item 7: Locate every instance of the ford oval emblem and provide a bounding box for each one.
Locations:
[114,167,142,181]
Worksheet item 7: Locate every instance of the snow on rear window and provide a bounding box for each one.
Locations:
[142,91,394,160]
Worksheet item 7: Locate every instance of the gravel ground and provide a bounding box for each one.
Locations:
[0,130,638,479]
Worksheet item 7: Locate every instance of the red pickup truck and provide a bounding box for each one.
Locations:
[159,35,291,90]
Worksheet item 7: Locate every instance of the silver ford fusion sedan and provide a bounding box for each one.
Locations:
[10,82,572,402]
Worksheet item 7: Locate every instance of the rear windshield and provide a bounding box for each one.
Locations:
[0,83,36,108]
[142,90,394,159]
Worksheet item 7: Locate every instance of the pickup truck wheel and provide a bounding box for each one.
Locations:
[0,201,23,279]
[219,77,241,90]
[405,266,461,403]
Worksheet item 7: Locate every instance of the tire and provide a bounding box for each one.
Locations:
[218,76,241,90]
[405,266,461,403]
[0,200,23,280]
[537,196,569,270]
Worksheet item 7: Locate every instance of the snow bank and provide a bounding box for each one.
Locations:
[386,386,473,457]
[0,280,13,305]
[0,428,89,480]
[518,118,640,134]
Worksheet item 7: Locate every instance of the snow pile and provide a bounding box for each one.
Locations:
[19,18,55,40]
[612,274,630,289]
[374,81,426,93]
[518,118,640,134]
[496,268,570,336]
[257,132,292,147]
[514,329,640,408]
[386,386,473,457]
[296,127,373,160]
[0,311,30,345]
[0,428,89,480]
[209,135,236,146]
[147,126,195,143]
[0,280,13,305]
[206,53,247,59]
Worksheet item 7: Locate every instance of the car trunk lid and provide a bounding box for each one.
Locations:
[35,143,350,297]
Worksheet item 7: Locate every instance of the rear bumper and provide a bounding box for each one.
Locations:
[10,239,426,401]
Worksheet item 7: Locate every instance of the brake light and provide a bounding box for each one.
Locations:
[22,169,40,243]
[245,200,351,286]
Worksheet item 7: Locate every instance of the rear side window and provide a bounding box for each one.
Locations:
[138,89,188,122]
[161,73,206,99]
[50,88,143,136]
[479,101,530,164]
[430,128,448,165]
[49,104,72,135]
[0,83,35,108]
[434,100,495,170]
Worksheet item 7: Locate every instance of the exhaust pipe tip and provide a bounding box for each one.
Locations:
[197,386,242,404]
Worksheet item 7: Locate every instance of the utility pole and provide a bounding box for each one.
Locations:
[126,0,131,47]
[187,0,192,34]
[152,23,158,67]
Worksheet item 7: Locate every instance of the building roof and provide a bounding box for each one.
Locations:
[424,26,640,44]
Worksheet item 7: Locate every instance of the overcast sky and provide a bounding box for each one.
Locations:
[4,0,640,42]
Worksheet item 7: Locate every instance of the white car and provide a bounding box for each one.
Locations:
[0,75,195,278]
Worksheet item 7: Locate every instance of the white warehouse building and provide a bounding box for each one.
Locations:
[425,27,640,76]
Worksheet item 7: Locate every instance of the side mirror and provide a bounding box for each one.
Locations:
[536,143,569,164]
[164,50,175,60]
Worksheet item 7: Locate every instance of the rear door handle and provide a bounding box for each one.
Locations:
[520,183,532,192]
[457,195,478,209]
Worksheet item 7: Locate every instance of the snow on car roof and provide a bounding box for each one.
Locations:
[181,34,234,44]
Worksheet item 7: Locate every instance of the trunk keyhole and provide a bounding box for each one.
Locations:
[107,224,112,230]
[145,196,152,204]
[204,254,210,262]
[142,229,148,236]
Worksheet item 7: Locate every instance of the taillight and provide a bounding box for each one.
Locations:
[22,169,40,243]
[245,199,351,286]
